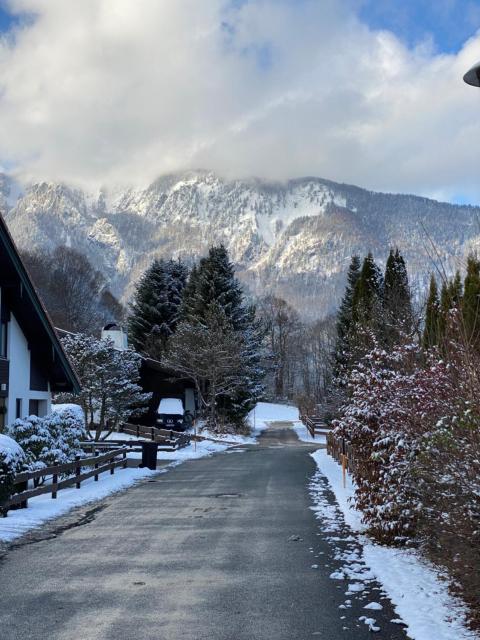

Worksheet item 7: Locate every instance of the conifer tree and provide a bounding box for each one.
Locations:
[335,256,361,370]
[423,275,440,349]
[174,246,265,426]
[352,253,383,329]
[462,255,480,347]
[348,252,384,361]
[449,270,463,307]
[438,280,451,346]
[128,259,188,359]
[383,248,413,346]
[181,246,245,328]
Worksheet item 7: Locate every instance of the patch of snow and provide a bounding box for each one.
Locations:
[52,403,84,422]
[0,434,24,465]
[247,401,299,438]
[310,448,478,640]
[158,398,184,414]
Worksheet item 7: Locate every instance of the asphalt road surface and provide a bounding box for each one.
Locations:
[0,425,409,640]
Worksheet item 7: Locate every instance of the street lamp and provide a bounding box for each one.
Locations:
[464,61,480,87]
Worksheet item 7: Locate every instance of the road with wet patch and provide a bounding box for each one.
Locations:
[0,425,408,640]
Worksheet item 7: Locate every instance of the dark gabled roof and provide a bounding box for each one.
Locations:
[0,212,81,393]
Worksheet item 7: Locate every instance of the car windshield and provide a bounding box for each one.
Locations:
[158,398,184,415]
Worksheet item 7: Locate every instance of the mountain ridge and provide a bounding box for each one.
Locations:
[2,170,479,319]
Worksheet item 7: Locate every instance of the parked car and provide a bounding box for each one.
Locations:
[156,398,185,431]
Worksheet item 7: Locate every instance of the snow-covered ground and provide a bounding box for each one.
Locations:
[248,401,299,436]
[310,448,478,640]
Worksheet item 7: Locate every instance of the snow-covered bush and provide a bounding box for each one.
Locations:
[52,403,84,423]
[42,407,87,464]
[6,409,87,470]
[6,415,53,471]
[334,335,480,627]
[0,434,26,514]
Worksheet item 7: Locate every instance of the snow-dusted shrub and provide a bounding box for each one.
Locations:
[335,336,480,627]
[52,403,84,423]
[42,408,87,465]
[333,343,424,542]
[6,415,53,471]
[0,434,26,514]
[6,409,87,470]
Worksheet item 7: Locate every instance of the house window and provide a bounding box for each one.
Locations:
[15,398,22,419]
[29,399,39,416]
[0,322,7,358]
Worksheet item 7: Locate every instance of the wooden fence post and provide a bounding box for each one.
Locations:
[122,448,127,469]
[151,427,155,441]
[94,450,99,481]
[110,452,115,475]
[52,459,59,499]
[75,455,81,489]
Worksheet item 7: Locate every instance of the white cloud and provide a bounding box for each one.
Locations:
[0,0,479,200]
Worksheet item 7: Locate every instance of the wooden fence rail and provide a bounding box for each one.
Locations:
[300,414,333,439]
[2,447,129,513]
[120,423,190,449]
[326,432,357,475]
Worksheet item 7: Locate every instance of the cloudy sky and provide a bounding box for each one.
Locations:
[0,0,480,203]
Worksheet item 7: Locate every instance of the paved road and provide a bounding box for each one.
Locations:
[0,426,408,640]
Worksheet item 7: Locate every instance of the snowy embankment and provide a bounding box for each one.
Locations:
[250,402,326,444]
[311,449,478,640]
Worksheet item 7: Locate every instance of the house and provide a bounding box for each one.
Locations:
[100,324,197,426]
[0,213,80,430]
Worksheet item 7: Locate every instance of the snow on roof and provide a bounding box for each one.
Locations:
[0,434,25,465]
[158,398,184,415]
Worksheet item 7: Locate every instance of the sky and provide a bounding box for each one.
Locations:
[0,1,480,204]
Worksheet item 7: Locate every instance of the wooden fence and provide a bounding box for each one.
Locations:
[326,431,357,474]
[120,423,190,449]
[300,414,333,439]
[3,447,129,513]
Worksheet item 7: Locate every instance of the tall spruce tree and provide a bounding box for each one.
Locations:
[383,248,413,346]
[347,252,384,361]
[352,253,383,328]
[423,275,440,349]
[462,255,480,347]
[128,259,188,359]
[335,256,361,370]
[177,246,265,426]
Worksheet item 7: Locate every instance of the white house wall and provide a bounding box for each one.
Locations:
[7,312,51,425]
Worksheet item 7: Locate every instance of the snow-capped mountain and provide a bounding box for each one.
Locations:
[3,170,480,319]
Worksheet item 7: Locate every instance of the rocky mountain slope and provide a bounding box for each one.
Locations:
[2,170,480,320]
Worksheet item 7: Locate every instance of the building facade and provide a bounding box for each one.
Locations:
[0,214,80,430]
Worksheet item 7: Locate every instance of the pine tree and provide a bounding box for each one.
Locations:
[423,275,440,349]
[335,256,361,370]
[449,270,463,307]
[351,252,384,352]
[383,248,413,347]
[128,259,188,359]
[181,246,245,328]
[176,246,265,427]
[462,255,480,347]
